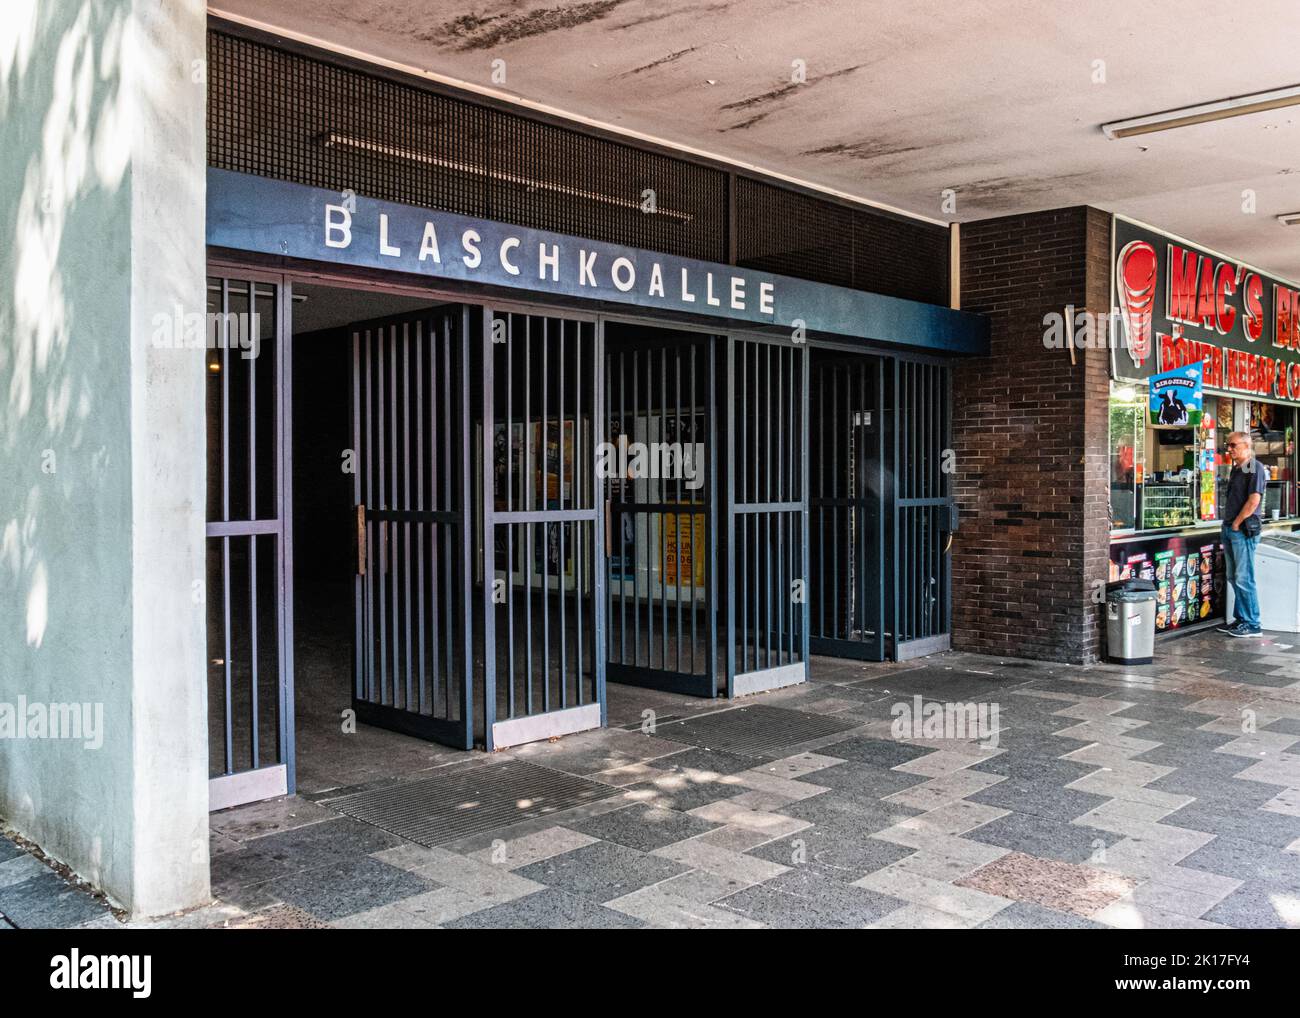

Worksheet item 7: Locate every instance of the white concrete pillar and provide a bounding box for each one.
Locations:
[0,0,210,916]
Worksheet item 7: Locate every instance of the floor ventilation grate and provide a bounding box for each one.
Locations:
[651,704,859,757]
[322,760,621,846]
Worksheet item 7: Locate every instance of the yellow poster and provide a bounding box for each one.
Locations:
[662,511,706,589]
[1199,470,1216,520]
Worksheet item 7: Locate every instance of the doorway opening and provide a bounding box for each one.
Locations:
[206,270,827,809]
[294,284,473,792]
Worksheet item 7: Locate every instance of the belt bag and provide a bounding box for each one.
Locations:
[1242,515,1262,538]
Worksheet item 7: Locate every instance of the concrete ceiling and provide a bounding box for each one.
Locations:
[213,0,1300,280]
[290,283,445,334]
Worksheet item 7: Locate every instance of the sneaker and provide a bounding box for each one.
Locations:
[1228,623,1263,638]
[1216,622,1237,634]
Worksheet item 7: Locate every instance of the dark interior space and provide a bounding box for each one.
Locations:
[289,283,466,789]
[807,348,887,662]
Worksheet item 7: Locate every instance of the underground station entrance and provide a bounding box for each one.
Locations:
[204,271,954,811]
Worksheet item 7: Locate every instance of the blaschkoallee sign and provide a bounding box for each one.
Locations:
[206,168,987,355]
[1113,215,1300,402]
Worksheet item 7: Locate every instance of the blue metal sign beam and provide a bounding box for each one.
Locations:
[207,169,988,355]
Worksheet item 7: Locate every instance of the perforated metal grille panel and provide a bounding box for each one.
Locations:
[207,28,951,303]
[323,760,620,845]
[734,177,949,305]
[208,30,728,262]
[652,704,858,757]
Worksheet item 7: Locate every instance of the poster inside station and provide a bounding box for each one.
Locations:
[1112,216,1300,403]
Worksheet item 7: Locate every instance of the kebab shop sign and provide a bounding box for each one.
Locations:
[1112,216,1300,403]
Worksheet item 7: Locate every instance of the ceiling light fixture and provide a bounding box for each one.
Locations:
[1101,85,1300,139]
[320,132,694,223]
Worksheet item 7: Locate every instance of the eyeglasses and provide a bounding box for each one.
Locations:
[1226,441,1244,448]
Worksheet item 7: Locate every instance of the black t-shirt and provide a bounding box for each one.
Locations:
[1223,457,1269,523]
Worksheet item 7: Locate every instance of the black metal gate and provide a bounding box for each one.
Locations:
[725,336,809,696]
[351,307,475,749]
[605,329,719,696]
[206,271,294,810]
[479,307,605,750]
[809,353,886,660]
[889,358,954,659]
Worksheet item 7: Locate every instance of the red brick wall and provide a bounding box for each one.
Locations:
[951,207,1112,664]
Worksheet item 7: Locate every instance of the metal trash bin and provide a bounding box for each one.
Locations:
[1105,578,1158,665]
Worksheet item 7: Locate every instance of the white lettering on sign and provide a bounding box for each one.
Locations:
[379,214,401,257]
[705,272,721,308]
[730,276,746,311]
[325,204,352,248]
[499,237,520,276]
[418,222,440,262]
[611,257,635,292]
[649,263,665,298]
[461,229,481,268]
[539,243,559,282]
[579,250,597,287]
[314,204,780,319]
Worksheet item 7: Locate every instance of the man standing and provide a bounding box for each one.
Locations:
[1218,431,1268,637]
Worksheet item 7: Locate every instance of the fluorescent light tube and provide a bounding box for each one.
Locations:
[320,132,694,223]
[1101,85,1300,139]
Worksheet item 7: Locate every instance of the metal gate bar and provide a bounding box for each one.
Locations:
[480,308,605,750]
[809,352,885,660]
[726,335,808,696]
[605,329,718,697]
[891,358,953,659]
[352,308,474,748]
[206,272,293,809]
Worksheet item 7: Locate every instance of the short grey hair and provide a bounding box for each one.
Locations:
[1228,430,1253,448]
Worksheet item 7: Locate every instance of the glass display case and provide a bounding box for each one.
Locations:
[1141,482,1195,530]
[1109,382,1299,534]
[1141,425,1199,529]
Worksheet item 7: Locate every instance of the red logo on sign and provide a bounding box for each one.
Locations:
[1117,240,1157,369]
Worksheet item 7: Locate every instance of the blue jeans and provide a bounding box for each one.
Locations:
[1222,525,1262,628]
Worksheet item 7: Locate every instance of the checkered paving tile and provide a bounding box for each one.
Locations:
[9,628,1300,928]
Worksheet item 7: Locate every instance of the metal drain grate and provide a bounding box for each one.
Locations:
[323,760,620,846]
[652,704,859,757]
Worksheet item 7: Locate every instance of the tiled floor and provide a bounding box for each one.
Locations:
[6,627,1300,929]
